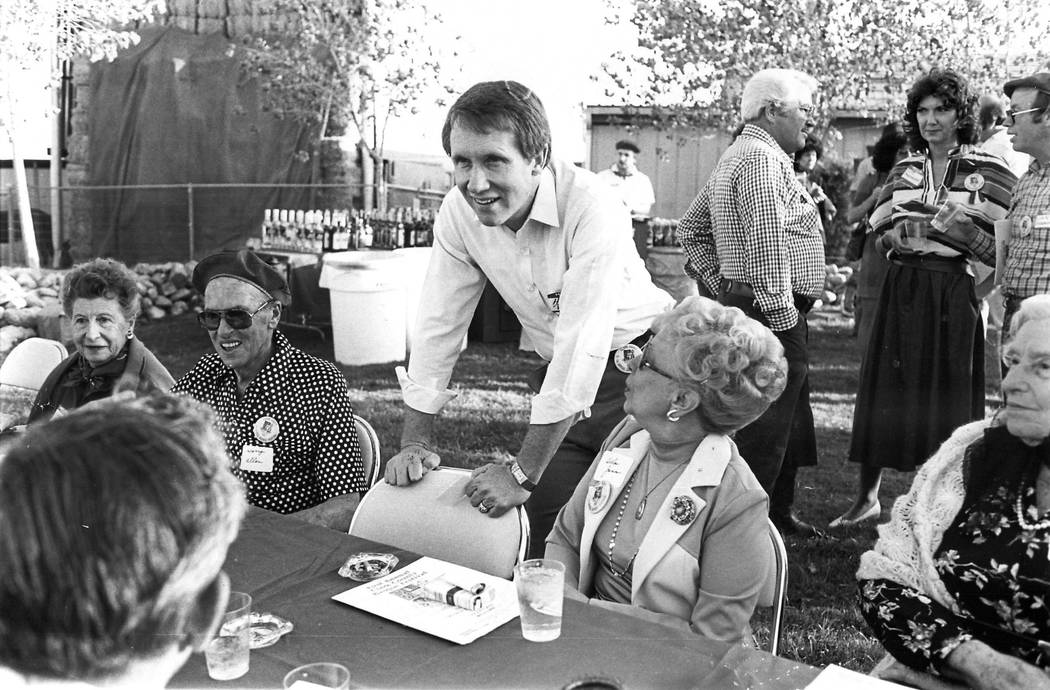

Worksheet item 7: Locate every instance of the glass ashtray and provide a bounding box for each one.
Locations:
[338,552,399,582]
[249,612,293,649]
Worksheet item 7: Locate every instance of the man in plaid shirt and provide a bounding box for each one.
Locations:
[678,69,826,538]
[999,72,1050,346]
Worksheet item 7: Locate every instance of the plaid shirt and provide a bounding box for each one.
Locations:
[1003,159,1050,299]
[678,125,825,331]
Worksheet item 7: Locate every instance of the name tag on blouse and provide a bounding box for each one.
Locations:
[240,445,274,473]
[901,167,923,187]
[1035,215,1050,229]
[593,450,632,487]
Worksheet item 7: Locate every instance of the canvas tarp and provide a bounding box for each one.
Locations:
[88,25,317,263]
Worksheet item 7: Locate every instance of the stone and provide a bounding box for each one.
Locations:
[170,301,189,316]
[171,288,192,302]
[35,303,66,342]
[14,272,37,289]
[154,295,173,308]
[4,307,41,328]
[2,295,28,310]
[146,306,166,320]
[36,286,59,298]
[24,293,45,309]
[0,325,36,359]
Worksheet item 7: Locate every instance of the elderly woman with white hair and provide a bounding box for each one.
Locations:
[0,393,246,688]
[858,295,1050,690]
[546,296,788,642]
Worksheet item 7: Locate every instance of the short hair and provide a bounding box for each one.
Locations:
[61,257,141,322]
[0,393,246,681]
[615,140,640,154]
[441,80,551,167]
[1011,294,1050,334]
[793,135,824,171]
[978,97,1007,129]
[871,122,909,174]
[904,69,979,152]
[650,296,788,434]
[740,69,819,122]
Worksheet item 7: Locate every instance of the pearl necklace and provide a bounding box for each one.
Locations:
[1015,479,1050,531]
[607,474,637,579]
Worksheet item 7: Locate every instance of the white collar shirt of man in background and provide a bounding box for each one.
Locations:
[597,166,656,218]
[399,159,674,425]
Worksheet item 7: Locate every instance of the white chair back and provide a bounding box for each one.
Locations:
[0,337,68,390]
[757,517,789,655]
[348,467,529,579]
[353,414,381,488]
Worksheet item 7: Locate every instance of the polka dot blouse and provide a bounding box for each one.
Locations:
[173,330,366,513]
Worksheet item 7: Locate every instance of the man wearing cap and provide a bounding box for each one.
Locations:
[998,72,1050,347]
[173,249,366,531]
[677,68,825,538]
[597,140,656,219]
[383,80,674,558]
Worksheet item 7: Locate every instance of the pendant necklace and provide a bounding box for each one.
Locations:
[635,454,691,520]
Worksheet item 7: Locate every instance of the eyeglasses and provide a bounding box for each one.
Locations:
[1005,106,1044,125]
[197,299,275,330]
[615,338,675,379]
[1002,352,1050,380]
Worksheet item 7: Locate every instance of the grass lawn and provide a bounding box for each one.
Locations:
[139,307,1004,673]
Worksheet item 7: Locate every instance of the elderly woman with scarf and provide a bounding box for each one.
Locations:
[858,295,1050,689]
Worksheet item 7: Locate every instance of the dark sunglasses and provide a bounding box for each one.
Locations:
[197,299,275,330]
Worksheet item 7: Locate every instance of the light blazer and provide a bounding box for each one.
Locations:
[546,417,771,642]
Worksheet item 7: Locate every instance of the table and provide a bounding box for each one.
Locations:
[170,508,820,689]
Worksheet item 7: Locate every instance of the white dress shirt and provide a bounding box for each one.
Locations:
[597,167,656,217]
[399,159,674,425]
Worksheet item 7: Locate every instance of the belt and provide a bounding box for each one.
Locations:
[718,278,816,315]
[890,253,968,275]
[1003,293,1026,313]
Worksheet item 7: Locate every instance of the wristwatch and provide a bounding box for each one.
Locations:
[509,461,537,492]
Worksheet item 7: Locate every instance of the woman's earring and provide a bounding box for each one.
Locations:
[666,409,680,423]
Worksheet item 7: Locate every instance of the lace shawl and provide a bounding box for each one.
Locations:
[856,419,991,614]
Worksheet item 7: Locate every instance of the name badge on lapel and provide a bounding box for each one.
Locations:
[901,167,923,187]
[593,450,632,488]
[587,480,613,513]
[240,445,274,473]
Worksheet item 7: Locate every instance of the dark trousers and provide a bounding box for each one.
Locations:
[524,346,637,558]
[717,292,814,516]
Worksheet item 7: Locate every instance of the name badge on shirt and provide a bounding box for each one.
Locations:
[240,445,274,473]
[1035,214,1050,229]
[593,450,632,488]
[901,167,924,187]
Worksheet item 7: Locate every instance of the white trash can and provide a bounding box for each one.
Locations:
[320,252,407,365]
[392,246,432,353]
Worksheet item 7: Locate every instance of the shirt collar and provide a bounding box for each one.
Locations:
[214,330,291,387]
[524,166,560,229]
[738,124,791,162]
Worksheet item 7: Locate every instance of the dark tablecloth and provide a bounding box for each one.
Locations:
[170,507,820,689]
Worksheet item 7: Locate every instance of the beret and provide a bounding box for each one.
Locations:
[192,249,291,306]
[1004,72,1050,98]
[614,139,641,154]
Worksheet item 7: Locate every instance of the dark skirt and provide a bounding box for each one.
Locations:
[848,261,984,471]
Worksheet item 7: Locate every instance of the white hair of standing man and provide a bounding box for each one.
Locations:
[740,69,820,122]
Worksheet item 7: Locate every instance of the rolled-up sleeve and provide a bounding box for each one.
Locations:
[401,200,487,415]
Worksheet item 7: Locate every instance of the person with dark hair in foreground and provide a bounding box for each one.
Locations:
[384,80,674,557]
[0,393,247,688]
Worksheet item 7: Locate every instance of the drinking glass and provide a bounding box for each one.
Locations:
[514,558,565,642]
[205,591,251,681]
[901,218,929,244]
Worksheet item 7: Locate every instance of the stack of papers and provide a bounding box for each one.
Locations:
[332,556,520,645]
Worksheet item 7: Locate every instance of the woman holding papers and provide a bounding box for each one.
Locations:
[546,296,787,642]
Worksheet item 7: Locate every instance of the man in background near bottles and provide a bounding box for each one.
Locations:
[677,68,825,538]
[597,139,657,259]
[998,73,1050,350]
[384,80,674,558]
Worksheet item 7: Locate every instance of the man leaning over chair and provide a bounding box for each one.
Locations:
[173,249,367,532]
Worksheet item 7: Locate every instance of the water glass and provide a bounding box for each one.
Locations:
[514,558,565,642]
[931,200,964,232]
[205,591,251,681]
[901,218,929,244]
[283,662,351,690]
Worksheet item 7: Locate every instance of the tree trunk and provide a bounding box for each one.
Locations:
[10,135,40,269]
[360,139,374,211]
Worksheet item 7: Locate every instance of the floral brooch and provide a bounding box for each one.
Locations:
[670,495,697,525]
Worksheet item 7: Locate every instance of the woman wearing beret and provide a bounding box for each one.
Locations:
[30,258,173,422]
[545,296,787,641]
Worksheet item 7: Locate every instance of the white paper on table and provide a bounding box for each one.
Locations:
[805,664,910,689]
[332,556,519,645]
[994,218,1012,286]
